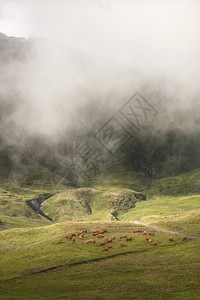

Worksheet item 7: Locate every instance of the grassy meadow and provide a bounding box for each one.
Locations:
[0,221,200,300]
[0,169,200,299]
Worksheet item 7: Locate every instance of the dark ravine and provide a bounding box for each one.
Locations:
[26,194,54,222]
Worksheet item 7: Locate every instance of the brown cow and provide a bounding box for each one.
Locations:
[126,237,132,242]
[99,241,105,247]
[89,239,96,243]
[84,240,91,244]
[182,236,187,241]
[120,242,124,246]
[58,239,62,244]
[146,237,151,241]
[106,239,112,244]
[102,247,108,252]
[79,235,83,240]
[143,231,147,235]
[147,232,155,236]
[112,236,115,240]
[169,237,173,241]
[96,235,104,238]
[72,238,75,243]
[151,242,157,246]
[106,244,113,249]
[120,234,127,239]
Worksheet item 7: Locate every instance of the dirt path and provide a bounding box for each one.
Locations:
[133,220,200,239]
[0,234,64,250]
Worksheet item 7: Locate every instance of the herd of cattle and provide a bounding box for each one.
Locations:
[57,228,187,252]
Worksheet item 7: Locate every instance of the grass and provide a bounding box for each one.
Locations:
[148,169,200,196]
[0,167,200,299]
[0,187,53,230]
[0,221,190,280]
[142,210,200,237]
[0,222,199,299]
[120,195,200,226]
[40,186,148,222]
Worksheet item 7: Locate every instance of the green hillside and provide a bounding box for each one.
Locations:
[0,31,200,299]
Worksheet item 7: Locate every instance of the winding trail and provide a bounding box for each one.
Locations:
[132,220,200,239]
[0,234,64,250]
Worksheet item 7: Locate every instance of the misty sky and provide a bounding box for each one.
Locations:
[0,0,199,84]
[0,0,200,141]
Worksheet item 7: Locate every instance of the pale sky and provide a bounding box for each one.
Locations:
[0,0,199,80]
[0,0,199,140]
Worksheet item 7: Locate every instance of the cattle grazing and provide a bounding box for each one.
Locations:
[58,239,61,244]
[79,235,83,240]
[72,238,75,243]
[106,239,112,244]
[106,244,113,249]
[182,236,187,241]
[120,242,124,246]
[146,237,150,241]
[126,237,132,242]
[120,234,127,239]
[99,241,105,247]
[151,242,157,246]
[169,237,173,241]
[143,231,147,235]
[102,247,108,252]
[96,234,104,238]
[147,232,155,236]
[89,239,96,243]
[112,236,115,240]
[133,229,143,233]
[84,240,91,244]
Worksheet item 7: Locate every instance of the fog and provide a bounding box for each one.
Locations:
[0,0,200,146]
